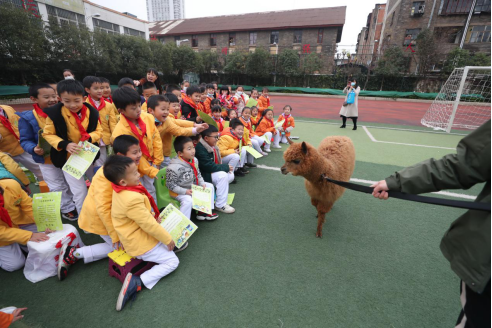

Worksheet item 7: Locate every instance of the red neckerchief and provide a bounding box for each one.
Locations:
[0,108,19,141]
[229,129,243,143]
[70,105,91,142]
[241,117,252,132]
[105,95,113,104]
[0,194,12,227]
[33,104,48,119]
[123,115,152,161]
[213,148,219,164]
[179,156,199,185]
[111,183,159,220]
[87,95,106,111]
[182,96,198,110]
[282,114,291,130]
[265,117,275,128]
[214,117,223,131]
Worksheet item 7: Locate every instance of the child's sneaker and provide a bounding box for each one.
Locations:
[240,167,249,174]
[196,212,218,221]
[245,163,257,168]
[116,273,142,311]
[261,151,268,156]
[61,209,78,221]
[215,204,235,214]
[272,144,282,149]
[235,169,246,177]
[57,244,78,281]
[174,241,188,253]
[264,148,271,153]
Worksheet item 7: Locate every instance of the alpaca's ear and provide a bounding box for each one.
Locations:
[301,142,308,154]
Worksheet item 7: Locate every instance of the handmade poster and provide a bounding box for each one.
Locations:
[275,120,285,129]
[245,98,258,108]
[62,141,99,180]
[32,192,63,232]
[198,111,218,129]
[159,204,198,249]
[223,121,230,128]
[263,135,271,144]
[242,146,263,159]
[37,130,51,158]
[227,193,235,205]
[191,184,213,214]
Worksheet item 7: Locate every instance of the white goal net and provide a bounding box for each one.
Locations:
[421,66,491,132]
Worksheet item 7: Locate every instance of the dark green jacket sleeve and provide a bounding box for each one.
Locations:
[195,144,229,174]
[386,120,491,194]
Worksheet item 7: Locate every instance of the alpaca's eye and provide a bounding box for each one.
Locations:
[292,159,301,164]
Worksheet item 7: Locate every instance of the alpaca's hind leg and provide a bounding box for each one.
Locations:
[316,204,333,238]
[311,198,319,218]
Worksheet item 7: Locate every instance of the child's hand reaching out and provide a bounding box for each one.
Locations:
[66,143,82,154]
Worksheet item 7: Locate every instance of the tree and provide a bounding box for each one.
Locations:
[171,44,199,79]
[148,40,173,75]
[92,30,123,76]
[245,48,272,86]
[442,47,491,75]
[374,46,407,90]
[277,49,299,86]
[415,28,440,78]
[224,51,247,84]
[0,4,47,84]
[197,50,221,81]
[113,33,149,77]
[301,53,323,87]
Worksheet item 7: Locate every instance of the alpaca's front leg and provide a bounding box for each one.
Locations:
[316,210,326,238]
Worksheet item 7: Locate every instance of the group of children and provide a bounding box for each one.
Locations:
[0,76,295,312]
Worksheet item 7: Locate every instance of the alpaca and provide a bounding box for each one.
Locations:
[281,137,356,238]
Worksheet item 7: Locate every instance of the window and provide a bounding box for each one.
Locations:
[390,11,395,26]
[46,4,85,28]
[270,31,279,44]
[440,0,490,15]
[174,36,180,42]
[229,32,236,46]
[210,33,216,46]
[475,0,491,12]
[467,25,491,43]
[249,32,257,45]
[93,18,120,35]
[403,28,421,45]
[192,34,198,47]
[435,26,463,43]
[293,29,302,43]
[124,27,145,38]
[411,1,425,16]
[317,28,323,43]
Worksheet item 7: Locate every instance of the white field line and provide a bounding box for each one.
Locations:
[362,126,456,150]
[295,120,468,136]
[257,164,476,200]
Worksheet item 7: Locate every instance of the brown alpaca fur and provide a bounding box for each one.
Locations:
[281,136,356,238]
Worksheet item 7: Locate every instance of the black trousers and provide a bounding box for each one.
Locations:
[455,280,490,328]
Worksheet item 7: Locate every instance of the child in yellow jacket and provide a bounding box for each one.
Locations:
[111,87,163,201]
[0,179,51,272]
[275,105,295,145]
[43,79,103,215]
[217,119,255,177]
[103,155,178,312]
[83,76,117,167]
[57,135,142,281]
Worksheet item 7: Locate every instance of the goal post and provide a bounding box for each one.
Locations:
[421,66,491,133]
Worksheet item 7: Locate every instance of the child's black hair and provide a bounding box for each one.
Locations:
[226,108,237,121]
[211,99,220,106]
[190,134,201,142]
[57,79,85,96]
[147,94,169,110]
[112,87,141,110]
[199,86,206,93]
[165,93,179,103]
[251,106,258,112]
[262,87,269,92]
[236,85,244,91]
[82,76,101,90]
[211,105,222,113]
[63,69,74,76]
[142,81,156,90]
[29,83,54,98]
[241,107,251,114]
[113,135,139,155]
[283,105,293,111]
[173,136,193,153]
[205,84,214,90]
[166,84,180,93]
[230,118,244,130]
[250,88,258,96]
[99,77,110,84]
[200,125,218,138]
[103,155,135,185]
[185,85,200,96]
[219,85,230,95]
[257,108,273,127]
[118,77,134,88]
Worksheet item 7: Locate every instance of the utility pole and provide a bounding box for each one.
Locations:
[460,0,477,48]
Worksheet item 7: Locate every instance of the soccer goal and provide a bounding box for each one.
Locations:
[421,66,491,133]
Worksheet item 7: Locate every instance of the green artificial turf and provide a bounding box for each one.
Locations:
[1,121,479,327]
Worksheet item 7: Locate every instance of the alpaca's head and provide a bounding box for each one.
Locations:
[281,140,314,177]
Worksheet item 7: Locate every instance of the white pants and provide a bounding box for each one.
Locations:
[272,130,281,147]
[160,157,171,169]
[222,153,242,170]
[251,136,265,153]
[136,242,179,289]
[211,171,231,208]
[175,182,214,218]
[262,132,272,150]
[38,163,75,213]
[11,152,43,181]
[0,224,37,272]
[140,174,157,202]
[78,235,113,264]
[240,148,254,165]
[63,170,88,215]
[94,145,108,167]
[280,135,289,144]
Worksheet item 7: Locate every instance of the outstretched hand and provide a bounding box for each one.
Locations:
[371,180,389,200]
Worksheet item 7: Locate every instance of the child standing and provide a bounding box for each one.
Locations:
[118,78,146,105]
[57,135,141,280]
[276,105,295,145]
[219,85,235,111]
[111,87,163,201]
[166,136,218,221]
[257,87,271,116]
[204,84,215,115]
[83,76,117,167]
[18,83,77,220]
[240,107,267,156]
[195,126,235,213]
[197,86,207,113]
[103,156,178,312]
[255,108,281,152]
[99,77,113,104]
[180,85,203,123]
[43,79,103,215]
[233,85,248,115]
[217,119,253,176]
[140,82,158,113]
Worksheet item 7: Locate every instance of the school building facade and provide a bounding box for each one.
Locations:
[149,7,346,74]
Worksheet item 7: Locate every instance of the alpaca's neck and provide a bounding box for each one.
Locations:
[303,150,332,183]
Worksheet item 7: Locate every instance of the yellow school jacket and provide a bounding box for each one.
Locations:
[111,189,172,257]
[43,106,103,151]
[0,179,35,247]
[158,115,194,157]
[141,102,148,113]
[217,128,252,158]
[0,152,30,186]
[78,166,119,243]
[84,98,117,145]
[0,105,24,157]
